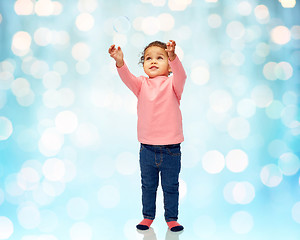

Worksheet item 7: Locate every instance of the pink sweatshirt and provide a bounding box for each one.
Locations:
[117,56,187,145]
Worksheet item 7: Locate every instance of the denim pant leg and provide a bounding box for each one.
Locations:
[160,144,181,222]
[139,144,159,220]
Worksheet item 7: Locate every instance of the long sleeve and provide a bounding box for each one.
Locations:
[169,56,187,100]
[117,62,143,97]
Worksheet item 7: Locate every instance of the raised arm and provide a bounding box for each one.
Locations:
[166,40,187,100]
[108,45,142,97]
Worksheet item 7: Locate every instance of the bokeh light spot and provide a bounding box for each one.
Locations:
[55,111,78,134]
[70,222,92,240]
[202,150,225,174]
[0,117,13,141]
[225,149,248,173]
[278,152,300,176]
[227,117,250,140]
[11,31,32,56]
[72,42,90,61]
[42,158,65,181]
[232,182,255,204]
[251,85,273,108]
[18,204,40,229]
[271,25,291,45]
[209,90,232,113]
[0,216,14,239]
[191,66,210,85]
[260,164,282,187]
[230,211,254,234]
[208,14,222,28]
[76,13,95,31]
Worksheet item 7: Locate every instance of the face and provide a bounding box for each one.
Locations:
[143,46,170,78]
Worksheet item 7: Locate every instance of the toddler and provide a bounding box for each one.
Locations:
[108,40,186,232]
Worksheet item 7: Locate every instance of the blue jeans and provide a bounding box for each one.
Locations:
[139,143,181,222]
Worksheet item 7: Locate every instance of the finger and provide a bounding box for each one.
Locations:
[108,45,115,53]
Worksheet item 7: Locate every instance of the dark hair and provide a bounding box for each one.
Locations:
[139,41,167,65]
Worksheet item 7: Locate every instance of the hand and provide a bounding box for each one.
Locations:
[166,40,177,61]
[108,44,124,67]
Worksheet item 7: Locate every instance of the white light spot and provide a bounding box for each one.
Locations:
[232,182,255,204]
[0,216,14,239]
[158,13,174,31]
[55,111,78,134]
[208,14,222,28]
[226,149,248,173]
[18,204,40,229]
[42,71,61,89]
[97,185,120,208]
[226,21,245,39]
[227,117,250,140]
[191,66,210,85]
[263,62,277,80]
[116,152,138,175]
[230,211,253,234]
[11,31,32,56]
[251,85,273,108]
[42,158,65,181]
[72,42,90,61]
[11,78,31,97]
[34,27,52,46]
[271,26,291,45]
[209,90,232,113]
[260,164,282,187]
[168,0,192,11]
[0,117,13,141]
[141,16,160,35]
[275,62,293,80]
[278,152,300,176]
[17,167,40,191]
[70,222,92,240]
[67,198,89,220]
[35,0,54,16]
[202,150,225,174]
[76,13,95,31]
[14,0,34,15]
[39,128,64,156]
[237,1,252,16]
[254,5,270,24]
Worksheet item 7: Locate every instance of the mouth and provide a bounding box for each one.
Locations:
[150,66,158,70]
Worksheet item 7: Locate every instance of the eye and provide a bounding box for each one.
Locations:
[146,57,151,61]
[158,56,163,60]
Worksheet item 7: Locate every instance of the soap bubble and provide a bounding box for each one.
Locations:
[113,16,131,34]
